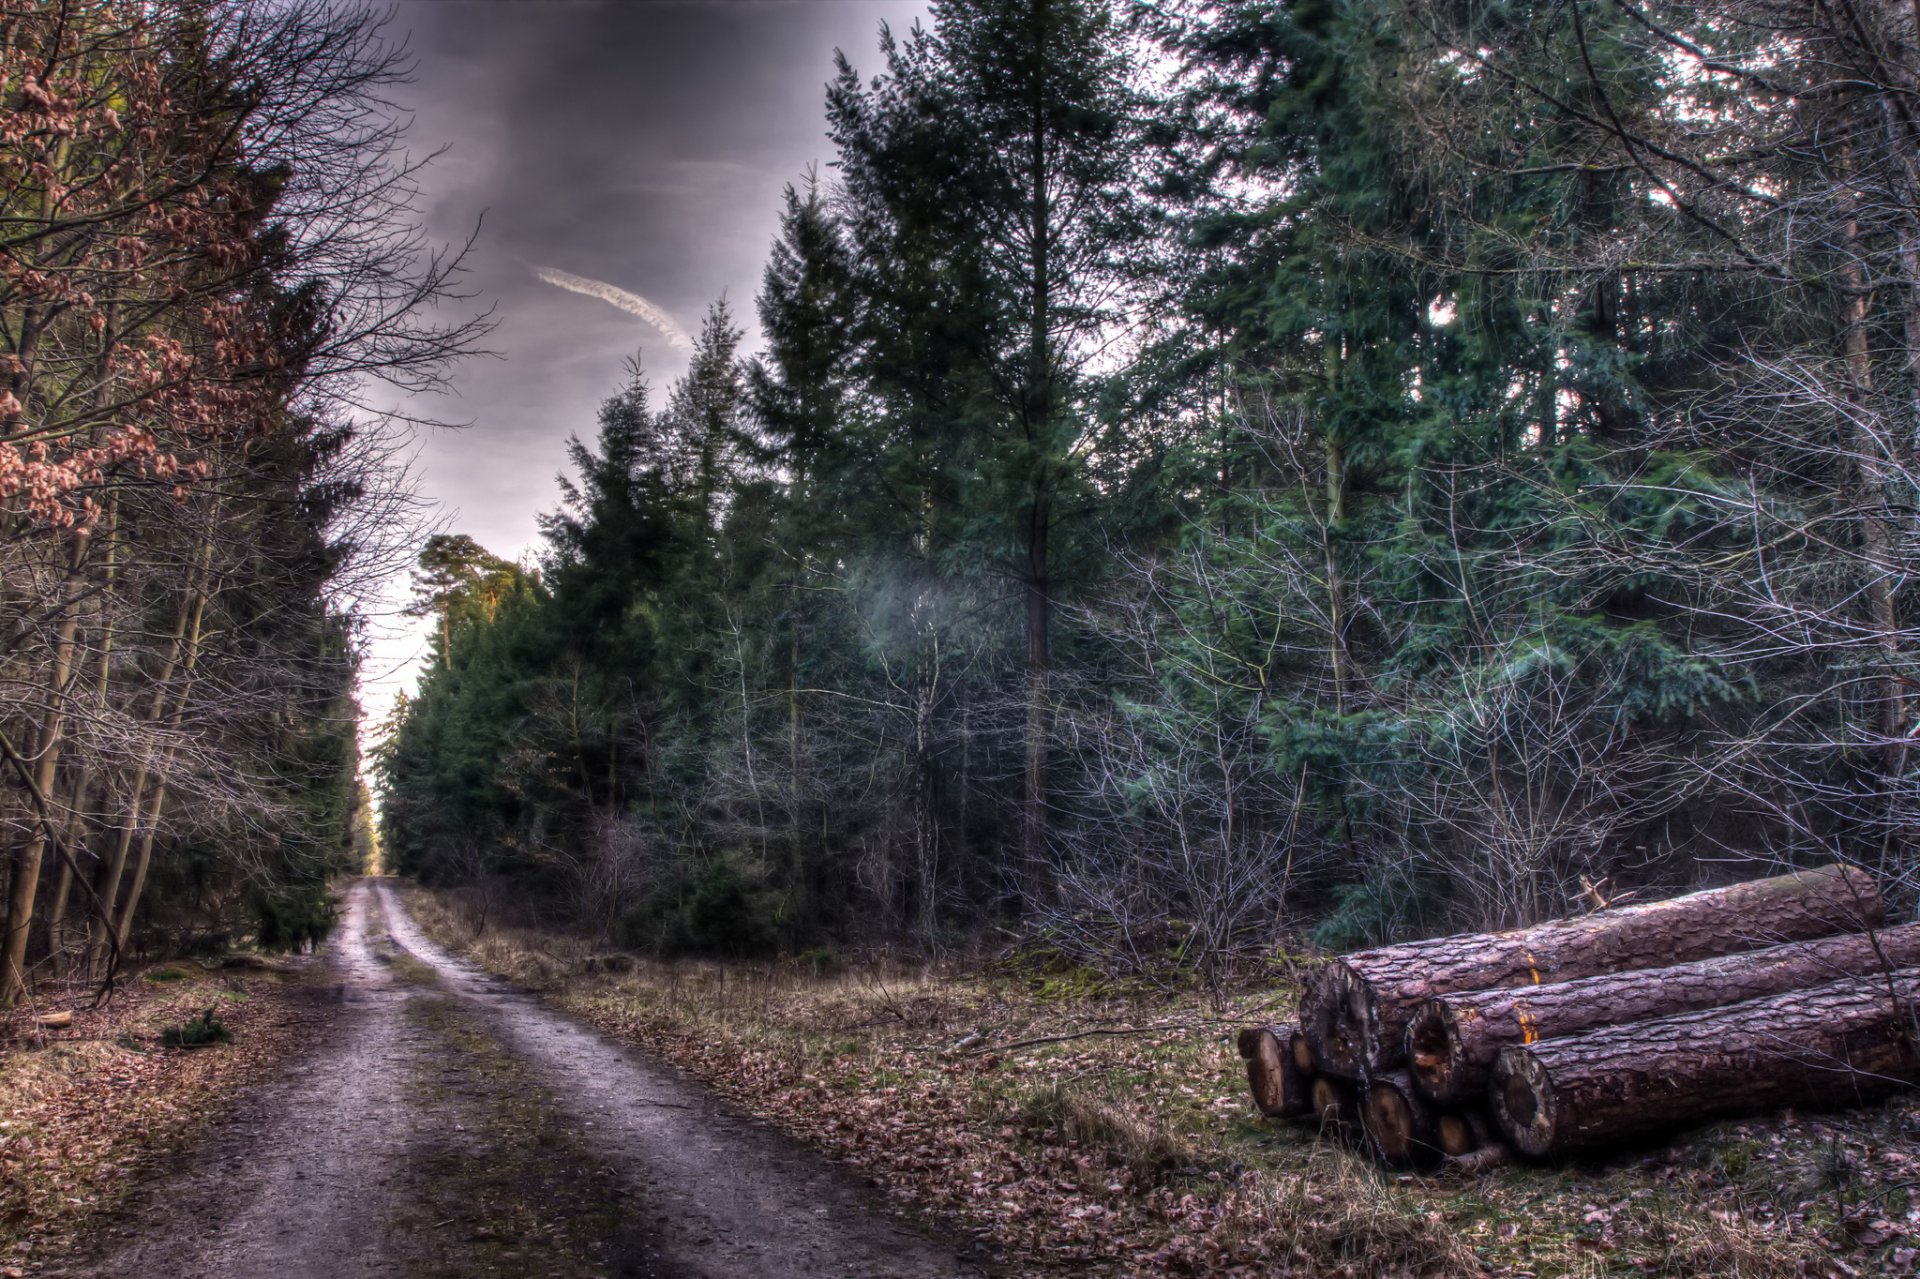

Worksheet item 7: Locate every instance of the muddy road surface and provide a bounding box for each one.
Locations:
[60,880,979,1279]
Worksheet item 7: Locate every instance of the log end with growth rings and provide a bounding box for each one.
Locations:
[1491,1048,1555,1159]
[1312,1075,1358,1129]
[1361,1070,1443,1169]
[1405,999,1464,1104]
[1436,1112,1478,1159]
[1239,1025,1310,1118]
[1363,1084,1431,1168]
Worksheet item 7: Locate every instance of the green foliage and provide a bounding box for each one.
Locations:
[254,887,336,953]
[161,1008,232,1049]
[1310,882,1412,953]
[376,0,1920,963]
[618,858,782,960]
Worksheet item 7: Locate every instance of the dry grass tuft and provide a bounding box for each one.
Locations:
[1017,1079,1196,1179]
[400,886,591,987]
[1211,1142,1476,1277]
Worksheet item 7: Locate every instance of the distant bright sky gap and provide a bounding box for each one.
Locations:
[356,0,927,738]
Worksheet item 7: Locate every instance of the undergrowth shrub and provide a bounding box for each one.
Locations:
[1311,879,1414,951]
[619,856,781,958]
[254,885,336,952]
[160,1007,231,1048]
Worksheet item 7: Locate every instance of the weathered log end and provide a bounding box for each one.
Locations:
[1311,1075,1358,1129]
[1240,1024,1312,1118]
[1292,1026,1314,1075]
[1492,1048,1556,1159]
[1302,963,1365,1078]
[1406,998,1464,1104]
[1362,1070,1442,1170]
[1435,1111,1478,1158]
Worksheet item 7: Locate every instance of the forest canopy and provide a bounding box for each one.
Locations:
[0,0,480,1006]
[376,0,1920,973]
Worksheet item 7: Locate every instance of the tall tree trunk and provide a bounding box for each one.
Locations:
[110,579,210,955]
[1322,339,1350,716]
[44,501,118,968]
[1,526,93,1006]
[787,589,808,932]
[86,542,210,975]
[1023,490,1050,890]
[1838,160,1905,751]
[1021,25,1055,903]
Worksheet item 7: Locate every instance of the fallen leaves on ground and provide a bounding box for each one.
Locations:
[0,959,329,1274]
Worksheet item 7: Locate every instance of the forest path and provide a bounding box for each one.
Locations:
[61,879,978,1279]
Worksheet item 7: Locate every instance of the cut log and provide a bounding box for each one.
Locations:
[1361,1069,1443,1169]
[1491,968,1920,1158]
[1434,1109,1493,1158]
[34,1010,72,1029]
[1311,1075,1358,1129]
[1237,1024,1312,1118]
[1302,863,1880,1078]
[1292,1027,1313,1075]
[1408,920,1920,1104]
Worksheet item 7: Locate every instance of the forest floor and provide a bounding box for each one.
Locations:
[4,880,978,1279]
[403,886,1920,1279]
[0,942,332,1276]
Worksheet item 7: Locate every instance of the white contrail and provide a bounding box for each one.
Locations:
[530,264,694,351]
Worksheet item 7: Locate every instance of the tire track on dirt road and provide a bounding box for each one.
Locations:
[57,879,979,1279]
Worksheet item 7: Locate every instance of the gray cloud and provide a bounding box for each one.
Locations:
[361,0,927,713]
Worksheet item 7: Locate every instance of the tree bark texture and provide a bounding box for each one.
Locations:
[1491,969,1920,1158]
[1301,864,1881,1079]
[1237,1024,1313,1119]
[1408,920,1920,1104]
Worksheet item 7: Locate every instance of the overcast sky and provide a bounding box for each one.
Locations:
[360,0,926,717]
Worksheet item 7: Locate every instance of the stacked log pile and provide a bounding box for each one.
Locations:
[1238,864,1920,1169]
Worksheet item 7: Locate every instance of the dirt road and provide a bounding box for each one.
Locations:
[61,880,979,1279]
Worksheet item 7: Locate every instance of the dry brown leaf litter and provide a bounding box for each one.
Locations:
[0,959,328,1276]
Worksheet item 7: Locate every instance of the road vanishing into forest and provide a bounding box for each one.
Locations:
[59,880,980,1279]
